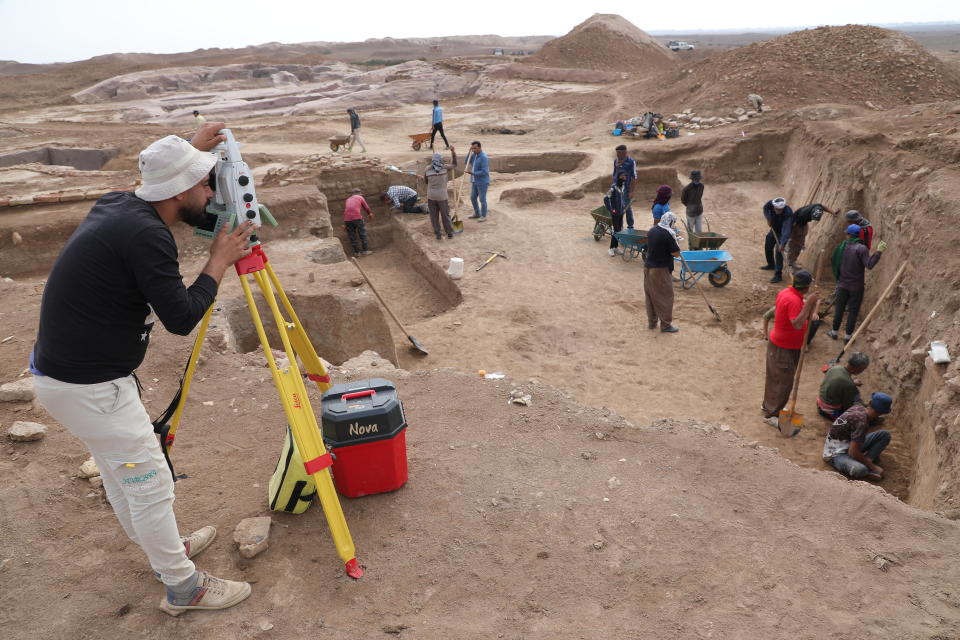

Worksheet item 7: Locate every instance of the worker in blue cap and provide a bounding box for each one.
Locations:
[822,392,893,481]
[828,224,887,342]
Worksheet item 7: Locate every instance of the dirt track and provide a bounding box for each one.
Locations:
[2,18,960,640]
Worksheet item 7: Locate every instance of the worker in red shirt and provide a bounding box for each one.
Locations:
[343,188,374,257]
[762,269,820,436]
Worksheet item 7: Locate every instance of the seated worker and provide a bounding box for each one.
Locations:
[817,352,870,420]
[382,185,424,213]
[822,392,893,481]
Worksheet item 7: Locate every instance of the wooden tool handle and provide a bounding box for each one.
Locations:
[784,250,825,418]
[837,261,909,359]
[351,257,410,335]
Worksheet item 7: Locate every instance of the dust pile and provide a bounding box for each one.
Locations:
[525,13,676,73]
[655,25,960,110]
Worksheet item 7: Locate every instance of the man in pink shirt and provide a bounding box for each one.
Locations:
[343,188,374,256]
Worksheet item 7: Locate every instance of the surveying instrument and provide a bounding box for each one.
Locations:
[152,129,364,579]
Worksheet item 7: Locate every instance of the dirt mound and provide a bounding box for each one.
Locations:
[499,187,557,207]
[526,13,675,73]
[654,25,960,111]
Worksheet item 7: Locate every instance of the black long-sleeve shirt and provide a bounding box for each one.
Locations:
[33,192,217,383]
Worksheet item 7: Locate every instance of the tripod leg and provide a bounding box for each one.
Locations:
[162,304,214,451]
[240,271,363,578]
[264,262,333,393]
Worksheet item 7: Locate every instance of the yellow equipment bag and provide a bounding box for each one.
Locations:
[268,425,316,514]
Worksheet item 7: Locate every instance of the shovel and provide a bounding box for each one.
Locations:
[350,258,428,356]
[449,151,473,235]
[777,250,825,436]
[826,260,908,367]
[677,252,722,322]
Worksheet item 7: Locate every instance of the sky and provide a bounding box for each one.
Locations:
[0,0,957,64]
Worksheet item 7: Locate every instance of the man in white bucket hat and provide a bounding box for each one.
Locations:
[31,122,256,616]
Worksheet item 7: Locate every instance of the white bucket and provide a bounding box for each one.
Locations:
[929,340,951,364]
[447,257,464,279]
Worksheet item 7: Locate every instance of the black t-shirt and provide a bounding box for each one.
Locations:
[793,203,824,227]
[34,192,218,384]
[645,225,681,271]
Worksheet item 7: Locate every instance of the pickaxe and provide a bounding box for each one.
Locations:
[476,250,507,271]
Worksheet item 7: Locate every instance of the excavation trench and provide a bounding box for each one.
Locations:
[639,123,960,512]
[0,147,119,170]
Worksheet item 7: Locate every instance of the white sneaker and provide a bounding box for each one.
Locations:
[159,571,252,617]
[763,416,779,429]
[182,526,216,559]
[608,248,616,256]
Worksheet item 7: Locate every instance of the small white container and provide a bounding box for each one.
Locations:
[447,257,464,279]
[928,341,951,364]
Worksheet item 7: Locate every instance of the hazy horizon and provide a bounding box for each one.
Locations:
[1,0,957,65]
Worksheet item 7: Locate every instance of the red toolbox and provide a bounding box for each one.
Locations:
[320,378,407,498]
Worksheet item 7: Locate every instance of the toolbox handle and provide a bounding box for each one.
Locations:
[342,390,376,400]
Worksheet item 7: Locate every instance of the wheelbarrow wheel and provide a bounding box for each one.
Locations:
[330,142,339,152]
[412,141,422,151]
[708,266,732,288]
[622,245,639,262]
[593,222,606,241]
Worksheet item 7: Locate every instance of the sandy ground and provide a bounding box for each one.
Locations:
[2,34,960,639]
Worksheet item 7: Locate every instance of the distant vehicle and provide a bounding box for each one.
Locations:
[667,41,696,51]
[493,48,504,56]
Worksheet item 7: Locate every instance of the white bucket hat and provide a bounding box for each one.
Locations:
[135,135,216,202]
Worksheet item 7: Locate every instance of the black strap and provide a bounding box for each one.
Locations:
[151,359,191,482]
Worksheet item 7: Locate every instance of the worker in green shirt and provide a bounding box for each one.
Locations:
[817,353,870,419]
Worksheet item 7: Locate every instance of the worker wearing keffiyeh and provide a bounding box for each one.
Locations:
[644,210,683,333]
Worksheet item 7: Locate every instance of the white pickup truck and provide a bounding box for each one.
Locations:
[667,41,696,51]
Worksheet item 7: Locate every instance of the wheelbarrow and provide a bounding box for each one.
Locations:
[674,250,733,289]
[683,217,728,251]
[613,229,648,262]
[329,135,351,152]
[590,206,613,241]
[409,132,432,151]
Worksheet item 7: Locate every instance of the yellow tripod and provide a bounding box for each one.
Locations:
[159,243,363,579]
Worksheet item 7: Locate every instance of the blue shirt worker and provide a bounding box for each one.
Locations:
[761,197,794,283]
[612,145,637,229]
[430,99,449,150]
[466,140,490,221]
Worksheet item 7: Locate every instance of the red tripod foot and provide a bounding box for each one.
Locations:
[345,558,364,579]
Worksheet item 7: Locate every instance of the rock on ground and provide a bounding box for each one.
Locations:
[234,516,272,558]
[7,421,47,442]
[78,457,100,479]
[0,377,34,403]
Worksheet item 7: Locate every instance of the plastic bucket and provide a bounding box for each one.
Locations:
[447,257,464,279]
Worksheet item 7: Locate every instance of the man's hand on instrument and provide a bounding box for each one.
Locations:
[210,220,255,267]
[191,122,228,151]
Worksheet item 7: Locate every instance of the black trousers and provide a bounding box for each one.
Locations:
[345,219,368,254]
[764,229,784,276]
[832,286,864,335]
[401,195,424,213]
[430,122,449,148]
[609,212,624,249]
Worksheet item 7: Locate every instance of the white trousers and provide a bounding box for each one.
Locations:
[348,128,366,151]
[33,374,194,585]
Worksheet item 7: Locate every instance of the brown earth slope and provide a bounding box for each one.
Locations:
[654,25,960,111]
[526,13,676,73]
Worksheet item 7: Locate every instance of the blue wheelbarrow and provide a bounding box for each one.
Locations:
[674,250,732,289]
[613,229,648,262]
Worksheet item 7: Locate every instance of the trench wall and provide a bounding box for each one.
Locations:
[766,122,960,511]
[0,147,119,170]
